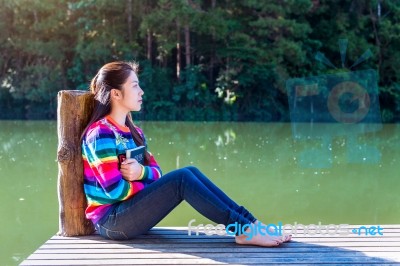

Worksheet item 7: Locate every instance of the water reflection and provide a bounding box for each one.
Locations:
[292,123,382,168]
[0,121,58,266]
[0,120,399,266]
[214,128,236,147]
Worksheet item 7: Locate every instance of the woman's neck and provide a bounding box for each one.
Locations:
[108,109,128,127]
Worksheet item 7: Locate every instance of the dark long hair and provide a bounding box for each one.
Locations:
[81,61,150,164]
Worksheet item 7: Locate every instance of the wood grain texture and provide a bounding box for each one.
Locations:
[57,90,95,237]
[21,226,400,265]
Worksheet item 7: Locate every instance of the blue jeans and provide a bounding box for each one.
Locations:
[95,166,257,240]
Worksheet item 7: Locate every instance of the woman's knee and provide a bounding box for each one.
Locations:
[164,167,198,185]
[166,167,194,181]
[184,165,200,173]
[175,167,201,185]
[179,167,195,178]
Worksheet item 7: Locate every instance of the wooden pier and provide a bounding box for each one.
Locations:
[24,91,397,265]
[21,225,400,265]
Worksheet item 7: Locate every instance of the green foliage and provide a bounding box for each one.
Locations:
[171,65,221,121]
[0,0,399,121]
[136,61,175,120]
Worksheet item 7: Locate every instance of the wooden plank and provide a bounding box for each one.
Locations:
[33,248,400,254]
[36,240,400,249]
[81,225,400,234]
[21,225,400,265]
[50,230,400,237]
[26,252,400,260]
[19,256,400,265]
[34,246,400,254]
[44,238,400,244]
[46,236,400,242]
[129,226,400,232]
[40,239,400,246]
[151,225,400,229]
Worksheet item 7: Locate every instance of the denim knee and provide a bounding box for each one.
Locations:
[175,167,196,180]
[184,165,199,173]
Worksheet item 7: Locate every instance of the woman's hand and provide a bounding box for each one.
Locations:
[120,158,143,181]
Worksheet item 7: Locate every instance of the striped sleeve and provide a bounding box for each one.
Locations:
[135,126,163,183]
[82,125,141,204]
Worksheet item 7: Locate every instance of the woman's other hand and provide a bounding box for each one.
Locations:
[120,158,143,181]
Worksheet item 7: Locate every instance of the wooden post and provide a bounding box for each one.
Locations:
[57,90,95,236]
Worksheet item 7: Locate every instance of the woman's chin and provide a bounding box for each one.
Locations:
[131,107,141,112]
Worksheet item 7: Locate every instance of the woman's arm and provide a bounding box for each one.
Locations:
[140,150,162,182]
[135,126,163,183]
[82,125,143,203]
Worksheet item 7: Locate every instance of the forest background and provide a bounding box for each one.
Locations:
[1,0,399,122]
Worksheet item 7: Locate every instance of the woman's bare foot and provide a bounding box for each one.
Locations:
[234,220,292,247]
[255,220,292,243]
[235,231,282,247]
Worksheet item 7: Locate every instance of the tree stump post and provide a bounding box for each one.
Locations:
[57,90,95,236]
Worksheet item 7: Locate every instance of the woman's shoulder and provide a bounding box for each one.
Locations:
[84,118,114,141]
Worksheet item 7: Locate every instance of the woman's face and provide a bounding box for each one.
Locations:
[119,71,144,112]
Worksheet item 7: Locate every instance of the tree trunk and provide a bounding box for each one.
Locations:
[176,21,181,79]
[209,0,216,87]
[127,0,133,43]
[184,24,191,66]
[147,29,152,61]
[369,5,382,75]
[57,90,95,236]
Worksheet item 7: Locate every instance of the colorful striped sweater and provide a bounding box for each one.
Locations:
[81,115,162,224]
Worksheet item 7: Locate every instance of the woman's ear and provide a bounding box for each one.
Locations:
[111,89,122,100]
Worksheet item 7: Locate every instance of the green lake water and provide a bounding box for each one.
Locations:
[0,120,399,265]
